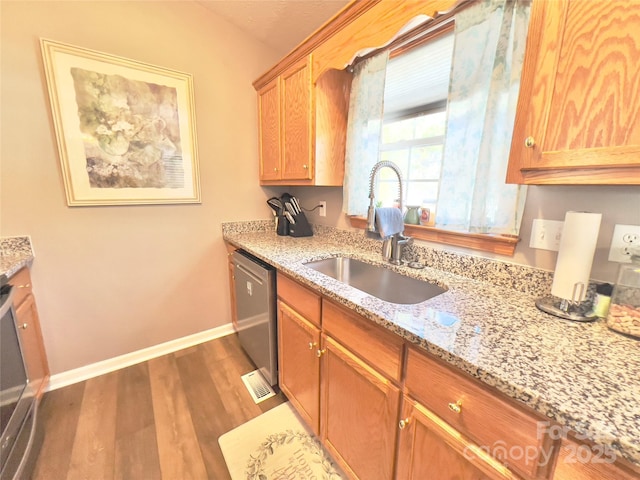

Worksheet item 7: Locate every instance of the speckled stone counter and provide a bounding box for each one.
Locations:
[1,236,34,280]
[223,220,640,468]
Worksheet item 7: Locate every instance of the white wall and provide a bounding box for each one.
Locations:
[0,1,281,374]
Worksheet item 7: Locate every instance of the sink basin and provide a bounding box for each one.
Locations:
[304,257,446,304]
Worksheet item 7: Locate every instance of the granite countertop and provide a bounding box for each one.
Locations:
[0,236,34,280]
[223,221,640,468]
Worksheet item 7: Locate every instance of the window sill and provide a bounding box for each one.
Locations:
[348,216,519,256]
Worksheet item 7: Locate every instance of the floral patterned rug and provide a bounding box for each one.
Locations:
[218,403,346,480]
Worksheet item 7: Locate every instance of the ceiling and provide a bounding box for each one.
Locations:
[197,0,351,57]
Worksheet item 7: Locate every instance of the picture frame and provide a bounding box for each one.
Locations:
[40,39,201,206]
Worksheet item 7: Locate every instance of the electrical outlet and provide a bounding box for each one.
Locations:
[529,219,564,251]
[608,224,640,263]
[319,201,327,217]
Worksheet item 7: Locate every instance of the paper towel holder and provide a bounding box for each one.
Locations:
[535,283,597,322]
[535,210,601,322]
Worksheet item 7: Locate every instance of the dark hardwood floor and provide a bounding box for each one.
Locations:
[30,334,286,480]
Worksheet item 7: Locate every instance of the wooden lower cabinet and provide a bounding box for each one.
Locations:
[404,347,550,479]
[15,294,48,398]
[10,268,49,398]
[320,335,400,480]
[277,300,321,435]
[273,276,640,480]
[225,242,238,330]
[396,396,519,480]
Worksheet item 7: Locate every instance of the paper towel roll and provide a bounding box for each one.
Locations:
[551,211,602,302]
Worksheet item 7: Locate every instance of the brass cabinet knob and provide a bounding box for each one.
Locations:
[316,349,326,358]
[308,342,317,350]
[398,418,411,429]
[524,136,535,148]
[302,164,308,169]
[448,400,462,414]
[273,167,278,172]
[20,323,28,329]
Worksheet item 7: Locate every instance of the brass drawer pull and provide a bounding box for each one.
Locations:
[17,284,31,289]
[448,400,462,414]
[398,418,411,429]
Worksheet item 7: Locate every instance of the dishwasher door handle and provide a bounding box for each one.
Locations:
[235,263,265,285]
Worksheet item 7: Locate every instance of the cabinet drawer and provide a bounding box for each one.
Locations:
[9,267,33,308]
[277,273,321,327]
[322,300,403,382]
[405,347,550,479]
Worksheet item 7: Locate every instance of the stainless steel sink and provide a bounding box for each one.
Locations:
[304,257,446,304]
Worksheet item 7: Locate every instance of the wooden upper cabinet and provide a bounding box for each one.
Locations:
[256,55,351,185]
[253,0,467,187]
[281,57,313,181]
[258,78,281,181]
[507,0,640,184]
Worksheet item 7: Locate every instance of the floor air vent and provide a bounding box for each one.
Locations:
[241,370,276,404]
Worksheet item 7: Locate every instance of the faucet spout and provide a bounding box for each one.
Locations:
[366,161,404,232]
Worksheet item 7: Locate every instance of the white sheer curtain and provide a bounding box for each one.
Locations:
[435,0,530,235]
[342,51,389,215]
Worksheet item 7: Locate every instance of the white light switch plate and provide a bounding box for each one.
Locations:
[608,224,640,263]
[529,219,564,251]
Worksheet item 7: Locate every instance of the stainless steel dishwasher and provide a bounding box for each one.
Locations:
[231,250,277,386]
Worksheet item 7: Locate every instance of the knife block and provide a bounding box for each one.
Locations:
[276,215,289,236]
[288,212,313,237]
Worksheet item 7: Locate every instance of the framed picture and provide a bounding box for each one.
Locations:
[40,39,201,206]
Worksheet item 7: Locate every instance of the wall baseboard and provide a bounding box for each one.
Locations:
[47,323,236,392]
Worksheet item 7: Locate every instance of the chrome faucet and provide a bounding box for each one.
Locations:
[367,161,412,264]
[366,161,403,233]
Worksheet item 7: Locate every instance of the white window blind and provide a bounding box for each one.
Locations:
[383,31,454,118]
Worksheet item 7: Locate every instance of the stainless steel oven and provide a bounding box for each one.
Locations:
[1,283,38,479]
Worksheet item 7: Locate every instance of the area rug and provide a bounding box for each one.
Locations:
[218,402,346,480]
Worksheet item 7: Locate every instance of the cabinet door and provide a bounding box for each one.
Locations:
[15,294,49,398]
[258,78,281,181]
[507,0,640,184]
[396,397,519,480]
[277,301,321,435]
[281,57,313,181]
[320,335,400,480]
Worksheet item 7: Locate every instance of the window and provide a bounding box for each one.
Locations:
[379,108,446,218]
[344,0,531,253]
[375,28,454,222]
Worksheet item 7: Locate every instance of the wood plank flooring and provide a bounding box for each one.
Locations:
[31,334,286,480]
